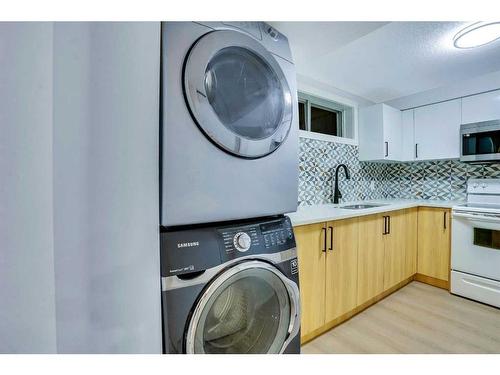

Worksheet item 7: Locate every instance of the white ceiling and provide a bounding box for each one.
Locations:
[270,22,500,104]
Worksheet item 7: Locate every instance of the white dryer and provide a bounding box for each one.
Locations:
[161,22,299,227]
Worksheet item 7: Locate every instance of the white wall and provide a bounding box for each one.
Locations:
[52,22,162,353]
[0,23,57,353]
[0,22,162,353]
[297,74,375,107]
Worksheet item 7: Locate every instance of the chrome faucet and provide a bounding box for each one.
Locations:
[333,164,350,204]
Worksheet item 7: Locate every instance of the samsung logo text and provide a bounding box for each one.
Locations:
[177,241,200,248]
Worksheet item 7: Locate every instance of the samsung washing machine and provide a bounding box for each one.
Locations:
[160,22,299,227]
[160,215,301,354]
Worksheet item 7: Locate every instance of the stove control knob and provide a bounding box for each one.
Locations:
[473,183,479,189]
[481,183,487,189]
[234,232,251,252]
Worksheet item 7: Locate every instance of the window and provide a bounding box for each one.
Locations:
[298,92,355,140]
[311,105,342,137]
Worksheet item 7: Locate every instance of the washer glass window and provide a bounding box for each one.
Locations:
[189,267,291,354]
[205,47,284,140]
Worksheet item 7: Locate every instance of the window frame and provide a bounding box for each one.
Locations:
[298,98,308,131]
[298,91,357,145]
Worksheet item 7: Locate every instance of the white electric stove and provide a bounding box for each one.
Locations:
[451,178,500,308]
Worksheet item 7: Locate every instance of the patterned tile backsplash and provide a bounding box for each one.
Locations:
[298,137,500,206]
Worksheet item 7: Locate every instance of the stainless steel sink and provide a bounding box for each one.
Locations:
[340,204,386,210]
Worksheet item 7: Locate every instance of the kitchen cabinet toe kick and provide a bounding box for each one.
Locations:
[414,273,449,290]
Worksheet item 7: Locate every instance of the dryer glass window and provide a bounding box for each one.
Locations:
[191,267,291,354]
[204,47,285,140]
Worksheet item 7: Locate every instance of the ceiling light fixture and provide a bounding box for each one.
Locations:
[453,22,500,49]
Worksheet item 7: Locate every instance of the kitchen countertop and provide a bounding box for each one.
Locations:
[287,199,462,227]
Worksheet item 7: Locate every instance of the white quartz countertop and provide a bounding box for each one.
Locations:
[287,199,462,227]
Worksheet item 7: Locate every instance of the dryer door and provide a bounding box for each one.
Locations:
[183,30,293,158]
[185,260,300,354]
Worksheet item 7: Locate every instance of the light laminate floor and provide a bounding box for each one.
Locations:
[302,281,500,354]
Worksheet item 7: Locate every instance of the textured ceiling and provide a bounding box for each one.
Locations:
[270,22,500,103]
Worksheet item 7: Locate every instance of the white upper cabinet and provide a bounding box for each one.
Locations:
[414,99,461,161]
[401,109,415,162]
[359,103,402,161]
[462,89,500,124]
[359,90,500,162]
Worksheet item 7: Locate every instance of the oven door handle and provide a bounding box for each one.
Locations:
[453,211,500,224]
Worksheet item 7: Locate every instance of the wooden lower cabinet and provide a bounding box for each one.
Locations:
[417,207,451,283]
[357,209,409,301]
[295,222,326,337]
[404,208,418,279]
[357,214,385,305]
[295,206,451,343]
[295,218,359,339]
[383,210,406,290]
[325,218,359,322]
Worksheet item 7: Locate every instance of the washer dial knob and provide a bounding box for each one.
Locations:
[234,232,251,252]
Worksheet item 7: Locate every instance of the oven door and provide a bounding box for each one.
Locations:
[460,120,500,162]
[452,211,500,281]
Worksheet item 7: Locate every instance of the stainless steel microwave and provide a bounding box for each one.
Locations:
[461,120,500,163]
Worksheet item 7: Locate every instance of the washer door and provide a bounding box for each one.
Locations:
[185,260,300,354]
[183,30,293,158]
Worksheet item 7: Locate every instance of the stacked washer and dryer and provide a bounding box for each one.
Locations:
[160,22,301,354]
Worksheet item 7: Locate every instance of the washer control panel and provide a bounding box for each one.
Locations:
[233,232,252,252]
[220,226,259,255]
[260,219,293,248]
[218,216,295,261]
[161,216,296,277]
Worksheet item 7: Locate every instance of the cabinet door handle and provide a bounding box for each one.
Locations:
[385,141,389,157]
[444,211,447,230]
[328,226,333,251]
[387,215,391,234]
[383,216,387,235]
[322,227,327,252]
[415,143,418,159]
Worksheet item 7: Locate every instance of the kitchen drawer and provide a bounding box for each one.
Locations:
[451,270,500,308]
